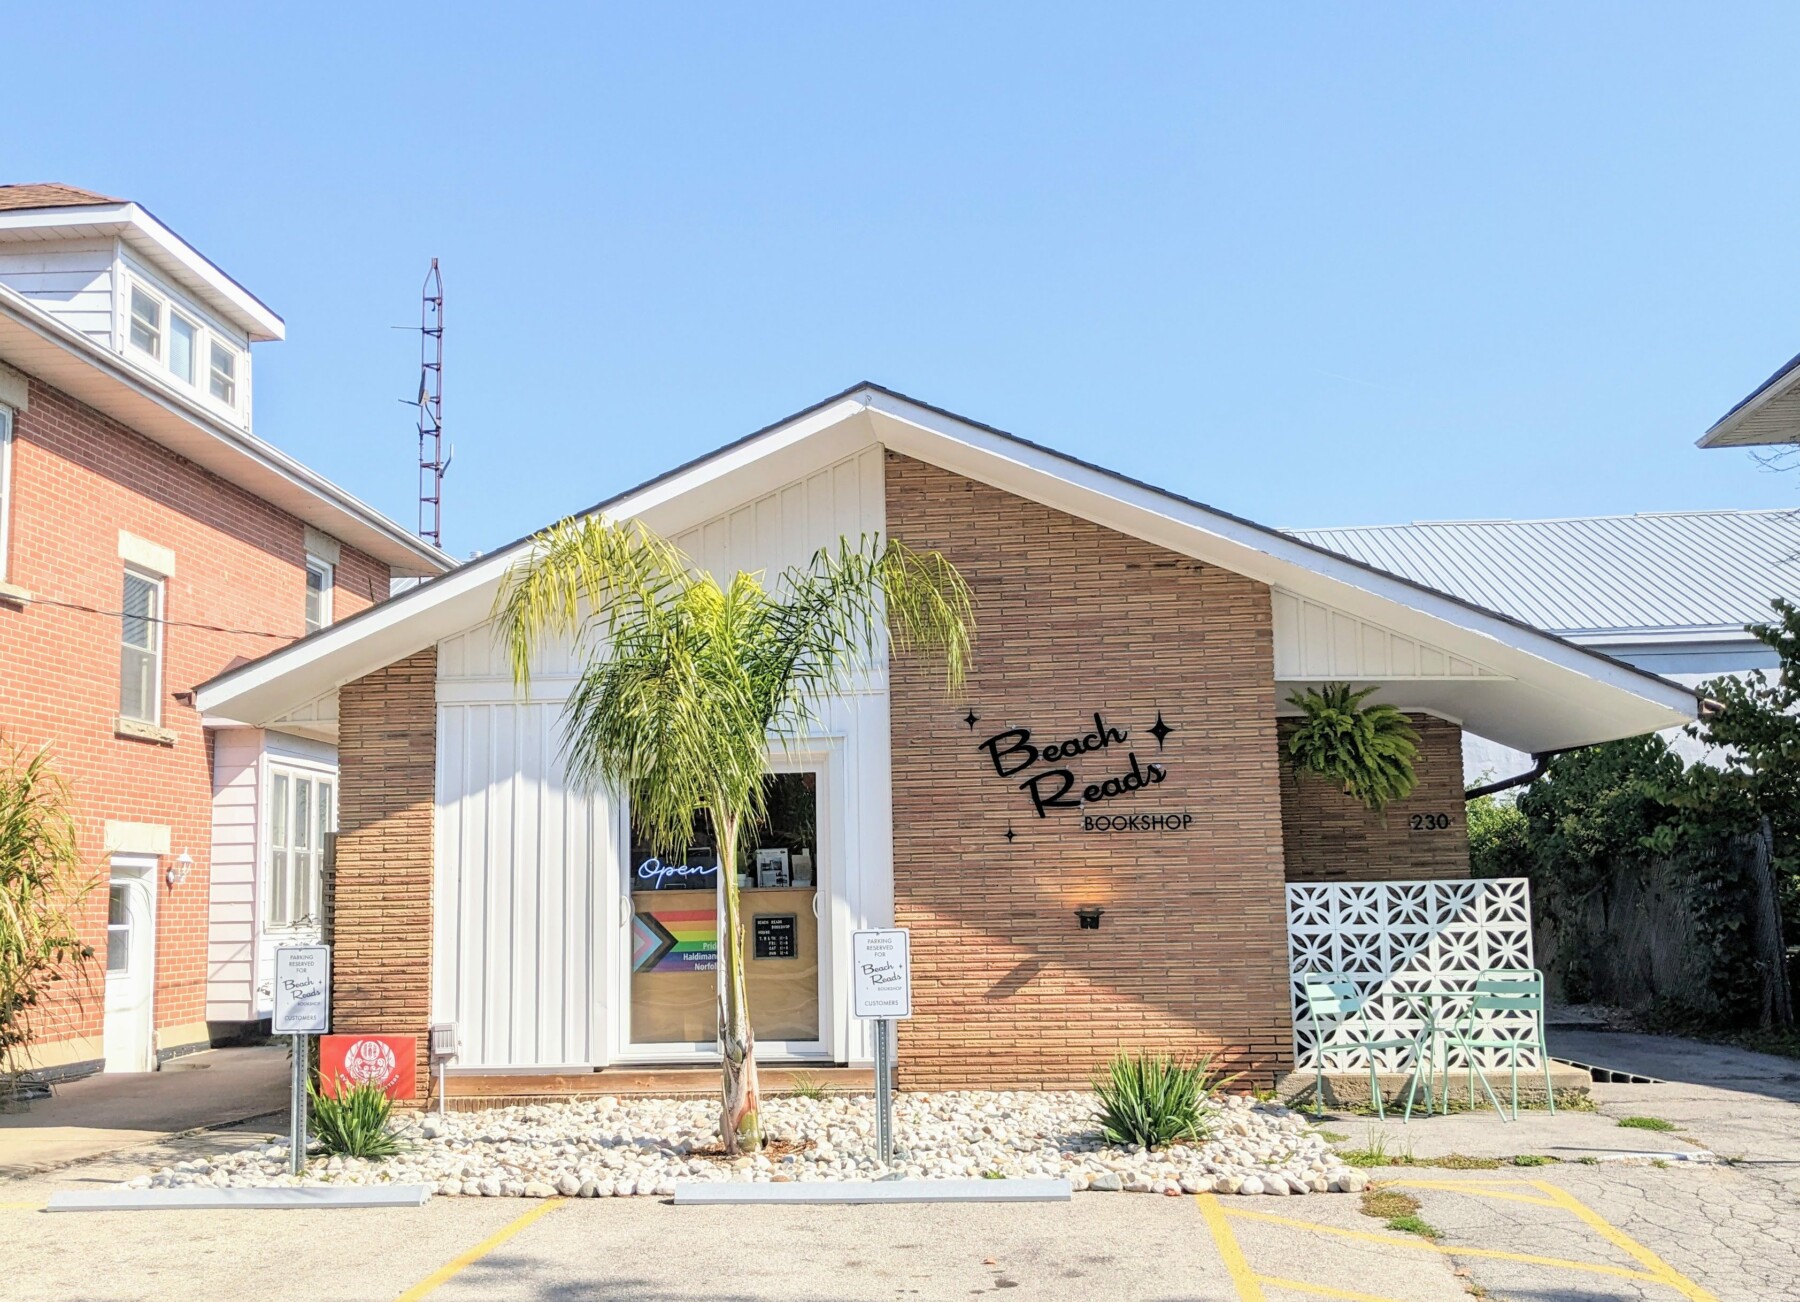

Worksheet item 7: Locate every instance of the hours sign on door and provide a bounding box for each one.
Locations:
[851,929,912,1019]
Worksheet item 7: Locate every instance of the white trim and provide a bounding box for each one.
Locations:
[119,566,166,727]
[304,555,334,632]
[196,387,1699,754]
[0,202,284,340]
[0,403,12,580]
[118,530,175,577]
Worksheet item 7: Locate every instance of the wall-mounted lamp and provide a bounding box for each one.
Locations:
[1075,906,1104,931]
[166,851,194,889]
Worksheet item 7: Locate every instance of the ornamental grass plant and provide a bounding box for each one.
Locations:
[308,1080,403,1160]
[1093,1051,1236,1150]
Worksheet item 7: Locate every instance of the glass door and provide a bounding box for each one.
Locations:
[623,771,825,1059]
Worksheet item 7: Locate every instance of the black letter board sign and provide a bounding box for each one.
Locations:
[753,914,798,960]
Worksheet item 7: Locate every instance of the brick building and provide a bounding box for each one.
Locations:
[196,385,1696,1095]
[0,184,451,1079]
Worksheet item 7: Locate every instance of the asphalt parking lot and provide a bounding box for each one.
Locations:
[3,1030,1795,1301]
[0,1157,1777,1301]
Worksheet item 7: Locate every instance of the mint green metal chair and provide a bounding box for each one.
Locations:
[1441,969,1554,1122]
[1297,975,1435,1121]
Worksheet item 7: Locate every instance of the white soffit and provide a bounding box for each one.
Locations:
[1271,591,1506,681]
[197,385,1697,753]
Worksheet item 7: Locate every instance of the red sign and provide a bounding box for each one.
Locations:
[318,1034,416,1100]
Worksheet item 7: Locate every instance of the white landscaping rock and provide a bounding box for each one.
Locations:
[117,1089,1353,1200]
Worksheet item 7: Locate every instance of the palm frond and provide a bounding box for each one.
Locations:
[492,516,686,691]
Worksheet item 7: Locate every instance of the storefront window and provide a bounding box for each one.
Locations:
[628,772,821,1047]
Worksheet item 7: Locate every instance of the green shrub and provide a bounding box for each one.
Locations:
[309,1080,402,1160]
[1093,1052,1232,1149]
[1283,683,1419,812]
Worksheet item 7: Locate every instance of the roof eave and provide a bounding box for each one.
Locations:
[0,202,285,342]
[195,382,1702,743]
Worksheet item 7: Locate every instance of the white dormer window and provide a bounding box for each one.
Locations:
[209,341,237,406]
[168,312,198,385]
[128,287,162,359]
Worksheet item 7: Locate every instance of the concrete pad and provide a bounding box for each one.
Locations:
[46,1185,433,1211]
[1319,1105,1709,1164]
[0,1046,289,1175]
[673,1177,1070,1204]
[1278,1061,1589,1109]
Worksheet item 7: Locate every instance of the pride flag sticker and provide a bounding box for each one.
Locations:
[632,907,718,973]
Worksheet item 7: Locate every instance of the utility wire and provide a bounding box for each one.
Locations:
[10,592,297,640]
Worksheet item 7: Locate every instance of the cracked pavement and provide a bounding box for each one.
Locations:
[0,1029,1793,1300]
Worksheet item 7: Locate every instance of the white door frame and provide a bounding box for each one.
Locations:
[609,736,847,1065]
[103,853,159,1072]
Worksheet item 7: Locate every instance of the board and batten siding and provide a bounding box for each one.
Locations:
[430,444,896,1069]
[0,239,115,345]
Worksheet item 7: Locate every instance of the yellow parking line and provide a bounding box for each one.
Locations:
[1529,1181,1720,1302]
[1254,1275,1404,1302]
[1195,1194,1266,1302]
[1221,1206,1666,1285]
[395,1198,568,1301]
[0,1201,42,1211]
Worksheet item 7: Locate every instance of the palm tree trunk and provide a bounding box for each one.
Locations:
[717,811,761,1152]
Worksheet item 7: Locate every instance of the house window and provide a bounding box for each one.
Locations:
[267,769,335,929]
[208,341,237,406]
[119,568,163,724]
[168,312,198,385]
[128,286,162,359]
[304,557,333,632]
[0,406,12,579]
[106,884,131,973]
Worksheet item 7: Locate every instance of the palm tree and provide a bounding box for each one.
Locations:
[496,519,973,1153]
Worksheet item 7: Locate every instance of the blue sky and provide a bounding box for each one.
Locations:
[8,6,1800,557]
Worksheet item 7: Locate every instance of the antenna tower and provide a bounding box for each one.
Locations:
[416,259,448,548]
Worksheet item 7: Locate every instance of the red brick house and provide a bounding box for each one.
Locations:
[0,184,452,1079]
[196,385,1697,1098]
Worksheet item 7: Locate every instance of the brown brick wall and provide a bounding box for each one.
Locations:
[331,648,436,1095]
[0,376,389,1063]
[885,454,1295,1090]
[1278,714,1470,881]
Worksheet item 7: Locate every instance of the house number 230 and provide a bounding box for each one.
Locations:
[1409,812,1451,831]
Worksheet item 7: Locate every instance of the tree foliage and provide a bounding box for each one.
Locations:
[1284,683,1420,812]
[1482,599,1800,1027]
[496,520,974,1151]
[0,744,96,1097]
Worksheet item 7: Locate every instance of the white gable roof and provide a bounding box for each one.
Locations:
[195,383,1699,752]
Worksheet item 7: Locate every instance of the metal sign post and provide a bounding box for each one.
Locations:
[851,929,911,1168]
[272,945,331,1175]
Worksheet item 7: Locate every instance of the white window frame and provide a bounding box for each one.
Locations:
[265,766,336,931]
[0,405,13,580]
[208,339,238,408]
[304,555,334,633]
[127,283,163,362]
[118,565,165,726]
[167,309,199,386]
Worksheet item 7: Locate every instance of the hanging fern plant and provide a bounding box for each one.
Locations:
[1285,683,1420,812]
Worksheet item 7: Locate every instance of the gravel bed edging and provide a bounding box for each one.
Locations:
[120,1091,1367,1199]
